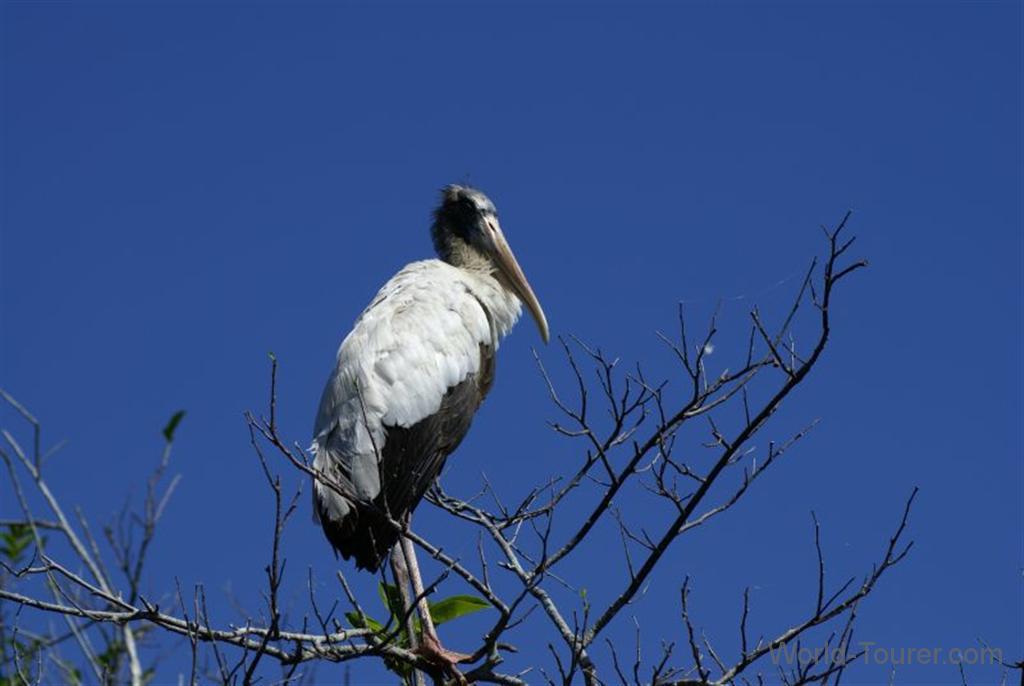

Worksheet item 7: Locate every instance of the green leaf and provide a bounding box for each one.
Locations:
[345,608,414,680]
[428,594,490,626]
[378,581,405,618]
[344,611,385,634]
[1,524,33,564]
[162,410,186,442]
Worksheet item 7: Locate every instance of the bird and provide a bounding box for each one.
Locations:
[310,184,548,668]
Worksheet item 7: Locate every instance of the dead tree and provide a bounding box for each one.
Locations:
[0,216,932,685]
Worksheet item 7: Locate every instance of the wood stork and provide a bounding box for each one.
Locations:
[311,184,548,665]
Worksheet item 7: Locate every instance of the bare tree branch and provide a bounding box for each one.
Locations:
[0,215,922,686]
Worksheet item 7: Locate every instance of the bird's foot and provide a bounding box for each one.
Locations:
[415,633,471,684]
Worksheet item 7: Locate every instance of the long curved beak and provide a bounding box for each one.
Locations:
[486,218,550,343]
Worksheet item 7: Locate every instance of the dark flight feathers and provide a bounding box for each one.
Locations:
[319,343,495,571]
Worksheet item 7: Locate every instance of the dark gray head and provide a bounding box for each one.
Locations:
[431,185,499,259]
[431,184,549,343]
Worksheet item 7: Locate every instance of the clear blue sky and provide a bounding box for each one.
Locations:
[2,2,1020,684]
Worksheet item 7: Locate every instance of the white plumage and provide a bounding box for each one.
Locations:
[311,259,521,530]
[309,184,548,571]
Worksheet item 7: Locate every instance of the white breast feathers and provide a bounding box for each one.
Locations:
[310,259,521,522]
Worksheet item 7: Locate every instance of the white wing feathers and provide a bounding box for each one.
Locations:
[311,259,521,525]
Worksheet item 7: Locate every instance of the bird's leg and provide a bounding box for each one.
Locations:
[400,535,437,644]
[390,546,428,686]
[399,533,472,673]
[389,546,421,650]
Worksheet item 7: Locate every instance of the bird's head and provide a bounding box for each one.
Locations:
[432,184,550,343]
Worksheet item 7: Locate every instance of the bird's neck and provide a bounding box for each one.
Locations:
[460,265,523,343]
[432,224,495,275]
[431,222,522,340]
[448,241,494,274]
